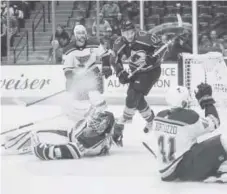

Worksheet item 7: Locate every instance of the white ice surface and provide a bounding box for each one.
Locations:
[1,105,227,194]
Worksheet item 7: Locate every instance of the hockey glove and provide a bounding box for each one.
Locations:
[102,66,112,79]
[112,122,124,147]
[118,70,130,84]
[195,83,215,109]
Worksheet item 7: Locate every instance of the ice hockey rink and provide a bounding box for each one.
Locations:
[1,102,227,194]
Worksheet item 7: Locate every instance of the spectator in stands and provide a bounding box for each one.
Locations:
[50,25,70,46]
[112,13,123,36]
[92,13,111,37]
[104,27,113,38]
[9,4,24,30]
[223,34,227,49]
[164,30,192,61]
[90,1,104,11]
[119,1,139,21]
[1,15,7,58]
[103,27,118,48]
[21,1,30,19]
[101,1,120,18]
[1,1,7,17]
[209,30,225,55]
[48,25,70,63]
[0,7,18,47]
[74,1,89,18]
[198,34,212,54]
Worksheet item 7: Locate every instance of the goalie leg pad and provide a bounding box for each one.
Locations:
[2,131,31,154]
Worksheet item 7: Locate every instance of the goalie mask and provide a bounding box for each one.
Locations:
[85,112,110,137]
[129,50,147,67]
[165,86,191,108]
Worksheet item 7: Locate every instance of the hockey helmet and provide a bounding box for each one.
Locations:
[165,86,190,108]
[121,21,136,42]
[74,25,87,38]
[121,20,135,32]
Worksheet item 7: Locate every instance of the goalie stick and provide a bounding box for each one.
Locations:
[0,114,63,135]
[25,90,66,107]
[128,11,183,79]
[12,90,66,107]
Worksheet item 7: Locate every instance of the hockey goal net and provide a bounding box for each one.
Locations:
[178,52,227,107]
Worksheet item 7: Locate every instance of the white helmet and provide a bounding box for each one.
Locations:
[74,25,87,37]
[165,86,190,108]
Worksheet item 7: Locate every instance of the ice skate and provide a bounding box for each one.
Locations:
[204,172,227,183]
[143,121,153,133]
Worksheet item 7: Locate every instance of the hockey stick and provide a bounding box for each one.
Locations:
[0,114,63,135]
[128,11,183,79]
[142,142,157,159]
[25,90,66,107]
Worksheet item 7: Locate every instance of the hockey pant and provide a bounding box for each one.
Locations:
[122,67,161,122]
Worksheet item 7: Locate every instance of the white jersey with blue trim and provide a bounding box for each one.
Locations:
[62,38,100,73]
[152,107,220,179]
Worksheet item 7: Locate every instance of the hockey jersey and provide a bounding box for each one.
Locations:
[152,106,220,179]
[62,38,100,74]
[111,31,165,74]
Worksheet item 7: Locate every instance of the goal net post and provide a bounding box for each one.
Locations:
[178,52,227,108]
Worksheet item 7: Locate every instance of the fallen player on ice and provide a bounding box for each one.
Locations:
[1,99,124,160]
[146,83,227,183]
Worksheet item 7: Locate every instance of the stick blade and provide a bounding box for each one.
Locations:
[12,98,27,106]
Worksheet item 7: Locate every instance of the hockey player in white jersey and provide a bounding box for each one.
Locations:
[1,101,123,160]
[62,24,110,111]
[150,83,227,182]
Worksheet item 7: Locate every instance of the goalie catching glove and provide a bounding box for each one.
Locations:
[195,83,215,109]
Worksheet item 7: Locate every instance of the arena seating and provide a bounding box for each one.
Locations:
[2,0,227,64]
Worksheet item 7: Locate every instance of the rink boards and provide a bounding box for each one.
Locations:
[1,63,177,105]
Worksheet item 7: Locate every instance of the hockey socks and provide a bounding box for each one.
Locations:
[139,106,154,123]
[139,106,155,133]
[120,106,136,124]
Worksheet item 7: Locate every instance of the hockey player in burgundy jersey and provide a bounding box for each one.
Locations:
[110,20,167,137]
[150,83,227,183]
